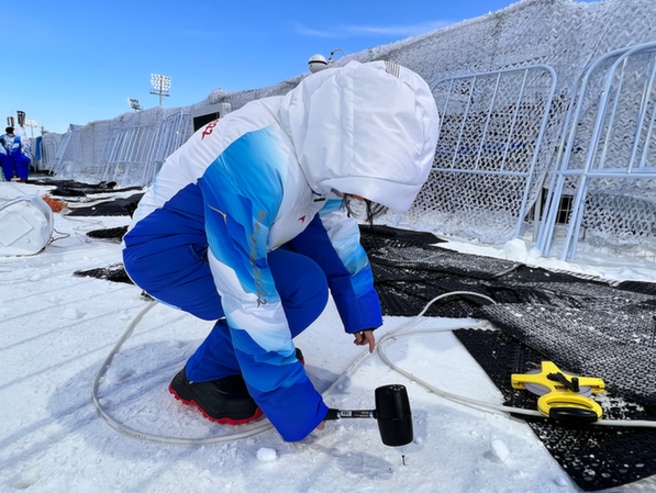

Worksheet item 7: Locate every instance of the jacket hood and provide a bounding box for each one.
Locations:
[278,60,439,212]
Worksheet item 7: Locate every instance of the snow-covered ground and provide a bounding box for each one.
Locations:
[1,180,655,493]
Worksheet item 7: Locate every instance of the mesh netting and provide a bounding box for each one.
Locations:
[74,264,133,284]
[364,227,656,490]
[41,0,656,257]
[537,42,656,259]
[362,225,656,491]
[384,0,656,250]
[581,191,656,250]
[455,329,656,492]
[406,66,559,244]
[43,109,192,188]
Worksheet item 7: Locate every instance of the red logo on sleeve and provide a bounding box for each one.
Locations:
[201,119,220,140]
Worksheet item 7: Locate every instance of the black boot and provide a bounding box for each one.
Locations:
[169,368,262,424]
[169,348,304,424]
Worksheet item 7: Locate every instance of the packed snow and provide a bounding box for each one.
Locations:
[1,180,655,493]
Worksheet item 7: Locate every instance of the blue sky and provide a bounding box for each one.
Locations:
[4,0,599,135]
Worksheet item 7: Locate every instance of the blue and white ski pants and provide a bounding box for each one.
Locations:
[123,246,329,382]
[1,153,29,181]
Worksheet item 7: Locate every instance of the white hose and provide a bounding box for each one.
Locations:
[374,292,656,429]
[91,302,276,445]
[91,291,656,446]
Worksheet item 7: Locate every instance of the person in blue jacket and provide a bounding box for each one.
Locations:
[0,126,32,182]
[122,60,440,442]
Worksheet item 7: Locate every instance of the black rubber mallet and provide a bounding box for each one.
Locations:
[325,384,413,446]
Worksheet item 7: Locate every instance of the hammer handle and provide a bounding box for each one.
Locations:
[325,409,376,420]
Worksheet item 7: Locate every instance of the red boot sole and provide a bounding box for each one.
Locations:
[168,384,263,425]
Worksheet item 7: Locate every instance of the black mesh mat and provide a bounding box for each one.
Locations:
[362,226,521,318]
[31,178,142,197]
[86,226,128,241]
[616,280,656,296]
[362,226,656,491]
[30,178,144,216]
[74,264,133,284]
[475,301,656,408]
[67,193,143,217]
[454,329,656,491]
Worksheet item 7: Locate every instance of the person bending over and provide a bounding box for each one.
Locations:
[122,60,440,442]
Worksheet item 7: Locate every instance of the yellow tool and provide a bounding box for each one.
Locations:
[511,361,606,424]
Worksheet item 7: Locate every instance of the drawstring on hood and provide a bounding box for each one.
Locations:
[279,60,440,212]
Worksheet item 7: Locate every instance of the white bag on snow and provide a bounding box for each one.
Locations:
[0,195,54,256]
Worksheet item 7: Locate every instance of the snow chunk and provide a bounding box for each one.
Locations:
[10,469,41,489]
[554,475,570,487]
[62,307,85,320]
[502,238,528,263]
[490,438,510,463]
[256,447,278,462]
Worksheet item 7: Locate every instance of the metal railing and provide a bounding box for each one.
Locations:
[538,41,656,259]
[410,65,557,243]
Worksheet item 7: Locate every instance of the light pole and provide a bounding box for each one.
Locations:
[150,74,171,106]
[25,119,38,138]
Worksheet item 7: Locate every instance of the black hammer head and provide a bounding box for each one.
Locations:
[375,384,413,446]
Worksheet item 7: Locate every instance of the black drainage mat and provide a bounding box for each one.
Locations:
[74,264,133,284]
[67,193,143,217]
[454,328,656,491]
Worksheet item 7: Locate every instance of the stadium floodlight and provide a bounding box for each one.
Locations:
[150,73,171,106]
[128,98,142,111]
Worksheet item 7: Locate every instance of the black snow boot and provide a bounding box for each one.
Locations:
[169,368,262,425]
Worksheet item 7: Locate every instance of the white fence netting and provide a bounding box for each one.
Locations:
[538,41,656,259]
[41,109,192,188]
[37,0,656,258]
[406,65,557,244]
[376,0,656,251]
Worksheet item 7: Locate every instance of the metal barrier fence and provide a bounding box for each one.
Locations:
[39,133,62,171]
[407,65,557,244]
[538,41,656,260]
[40,111,192,188]
[100,124,158,185]
[30,0,656,263]
[49,127,81,179]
